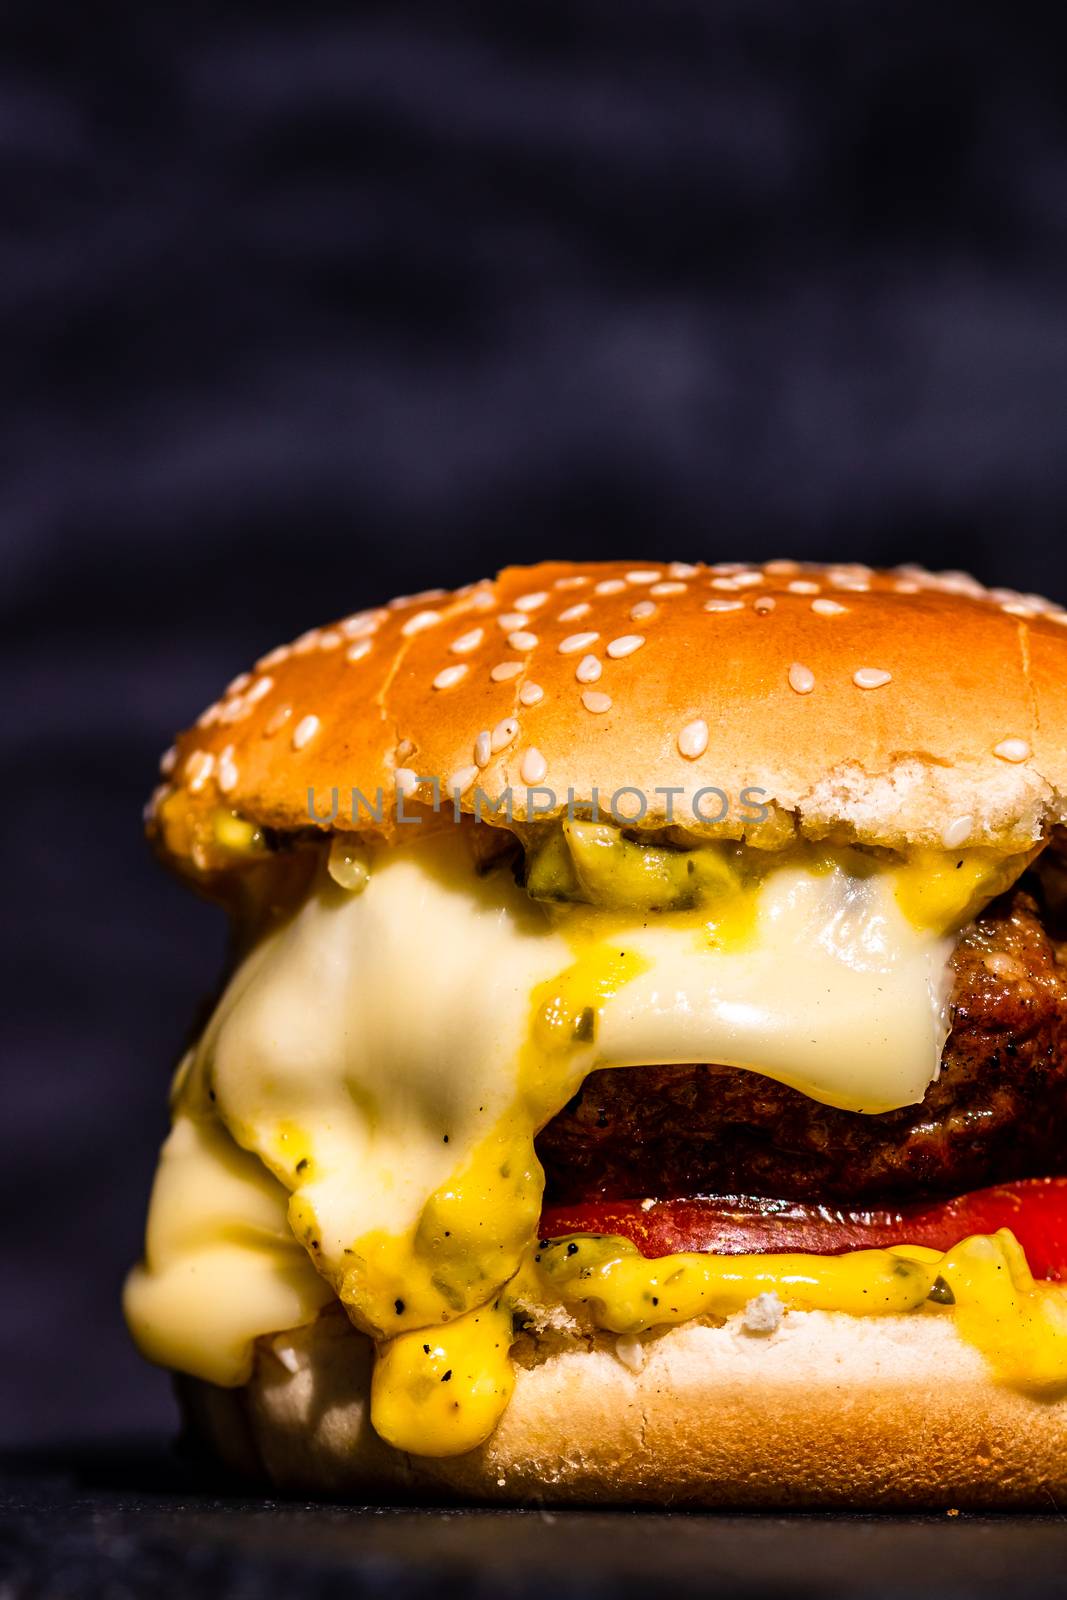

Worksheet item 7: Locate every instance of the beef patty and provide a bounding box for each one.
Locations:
[536,880,1067,1206]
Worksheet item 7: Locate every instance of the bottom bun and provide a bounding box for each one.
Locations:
[178,1304,1067,1508]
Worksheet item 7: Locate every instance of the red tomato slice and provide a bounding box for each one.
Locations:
[540,1178,1067,1280]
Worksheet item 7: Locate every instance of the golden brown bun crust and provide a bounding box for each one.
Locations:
[179,1305,1067,1509]
[148,561,1067,867]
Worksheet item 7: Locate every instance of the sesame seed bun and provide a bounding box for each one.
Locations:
[178,1304,1067,1509]
[149,561,1067,866]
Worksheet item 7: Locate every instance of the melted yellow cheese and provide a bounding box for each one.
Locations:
[126,828,1058,1457]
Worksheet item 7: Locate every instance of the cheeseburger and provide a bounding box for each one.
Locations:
[127,559,1067,1507]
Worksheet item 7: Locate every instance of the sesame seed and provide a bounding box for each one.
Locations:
[788,663,815,695]
[939,573,987,598]
[710,577,740,591]
[448,765,479,794]
[293,629,321,655]
[346,639,373,664]
[520,747,548,784]
[555,574,590,590]
[606,634,644,659]
[292,714,320,750]
[396,738,415,762]
[220,696,252,725]
[650,581,687,597]
[811,599,847,616]
[390,588,447,609]
[1048,612,1067,626]
[490,661,523,682]
[143,784,167,824]
[159,745,177,776]
[894,580,920,594]
[474,730,492,768]
[401,609,442,637]
[763,559,799,575]
[1001,603,1036,618]
[226,671,252,697]
[753,596,776,614]
[450,627,484,655]
[559,631,599,654]
[341,610,381,639]
[557,602,591,623]
[711,562,746,575]
[507,630,538,651]
[581,690,612,713]
[575,654,602,684]
[678,719,709,759]
[941,815,974,849]
[515,591,549,612]
[470,589,496,612]
[186,750,215,792]
[519,682,544,706]
[433,664,468,690]
[491,717,519,753]
[245,676,274,705]
[497,612,526,631]
[830,575,871,592]
[395,767,418,796]
[626,569,661,585]
[668,562,698,578]
[630,600,656,621]
[993,738,1031,763]
[257,644,291,671]
[217,746,239,794]
[787,580,820,595]
[853,667,892,689]
[703,598,745,614]
[264,705,292,737]
[197,701,221,728]
[318,630,342,651]
[594,579,626,596]
[731,572,763,589]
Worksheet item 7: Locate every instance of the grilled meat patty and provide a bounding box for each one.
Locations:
[536,882,1067,1205]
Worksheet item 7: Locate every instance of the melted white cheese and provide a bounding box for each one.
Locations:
[597,865,954,1112]
[122,1105,332,1385]
[200,837,574,1258]
[127,830,955,1381]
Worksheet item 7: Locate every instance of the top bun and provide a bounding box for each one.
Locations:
[148,560,1067,866]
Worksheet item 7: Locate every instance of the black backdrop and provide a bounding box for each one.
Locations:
[5,2,1067,1447]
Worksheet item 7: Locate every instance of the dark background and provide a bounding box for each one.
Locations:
[5,2,1067,1450]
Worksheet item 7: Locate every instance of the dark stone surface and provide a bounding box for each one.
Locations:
[4,1443,1067,1600]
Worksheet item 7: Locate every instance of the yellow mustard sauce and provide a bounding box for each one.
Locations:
[371,1298,516,1455]
[320,944,646,1447]
[892,846,1039,931]
[369,1229,1067,1456]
